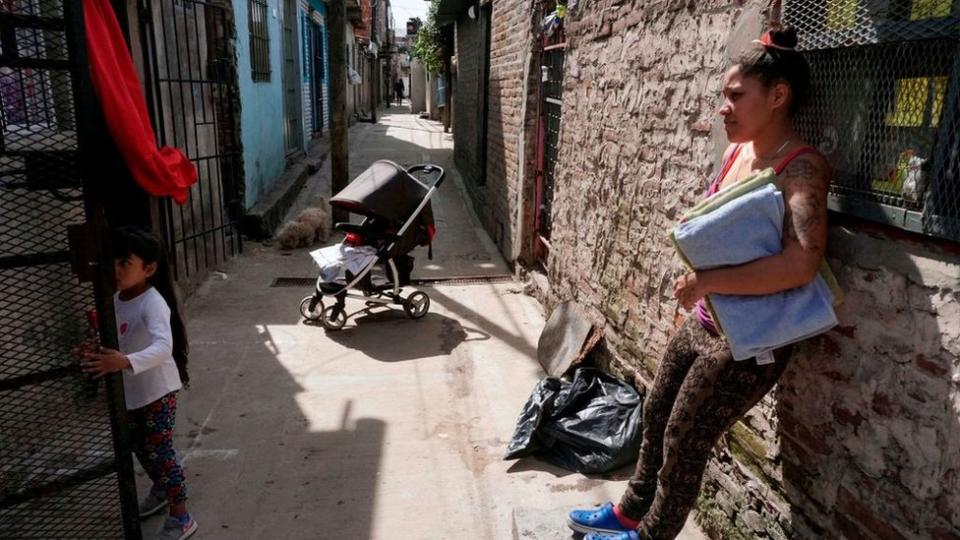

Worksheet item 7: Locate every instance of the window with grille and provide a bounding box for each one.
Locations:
[249,0,270,81]
[784,0,960,242]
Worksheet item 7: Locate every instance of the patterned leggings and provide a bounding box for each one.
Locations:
[128,393,187,504]
[619,319,792,539]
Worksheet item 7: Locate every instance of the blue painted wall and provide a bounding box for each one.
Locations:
[234,0,287,209]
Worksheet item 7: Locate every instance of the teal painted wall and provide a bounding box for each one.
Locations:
[234,0,287,208]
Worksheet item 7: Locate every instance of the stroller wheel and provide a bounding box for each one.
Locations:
[403,291,430,319]
[321,305,348,330]
[299,296,323,321]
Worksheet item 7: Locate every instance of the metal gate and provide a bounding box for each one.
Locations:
[282,0,302,154]
[309,19,324,135]
[138,0,243,290]
[533,23,565,262]
[0,0,141,536]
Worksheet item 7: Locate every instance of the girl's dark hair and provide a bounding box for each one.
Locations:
[734,26,811,116]
[112,226,190,385]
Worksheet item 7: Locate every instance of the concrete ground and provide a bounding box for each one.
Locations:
[140,104,706,540]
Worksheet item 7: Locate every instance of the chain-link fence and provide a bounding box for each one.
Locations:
[0,0,140,536]
[784,0,960,241]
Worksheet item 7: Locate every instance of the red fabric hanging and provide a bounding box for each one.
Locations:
[83,0,197,204]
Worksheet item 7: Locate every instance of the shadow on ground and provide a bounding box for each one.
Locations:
[314,308,491,362]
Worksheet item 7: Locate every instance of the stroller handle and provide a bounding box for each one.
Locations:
[406,164,445,189]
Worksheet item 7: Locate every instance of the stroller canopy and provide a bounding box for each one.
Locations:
[331,160,430,221]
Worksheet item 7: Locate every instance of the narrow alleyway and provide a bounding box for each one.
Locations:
[144,105,705,540]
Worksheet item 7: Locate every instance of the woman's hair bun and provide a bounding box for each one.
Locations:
[737,25,810,115]
[769,26,799,50]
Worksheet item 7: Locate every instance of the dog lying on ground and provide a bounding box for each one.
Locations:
[277,197,331,250]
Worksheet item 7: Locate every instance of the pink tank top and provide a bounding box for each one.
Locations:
[694,144,818,336]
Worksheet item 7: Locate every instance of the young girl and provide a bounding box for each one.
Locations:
[82,226,198,540]
[566,27,829,540]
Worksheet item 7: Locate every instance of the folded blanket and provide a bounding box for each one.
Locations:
[310,243,378,282]
[673,183,838,361]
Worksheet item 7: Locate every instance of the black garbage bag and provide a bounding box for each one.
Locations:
[505,367,643,474]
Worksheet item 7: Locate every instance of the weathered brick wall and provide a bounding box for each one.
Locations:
[457,0,539,261]
[692,223,960,540]
[546,0,736,360]
[453,13,484,186]
[789,227,957,538]
[533,0,960,539]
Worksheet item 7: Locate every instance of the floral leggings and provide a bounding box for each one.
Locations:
[128,392,187,504]
[619,319,792,539]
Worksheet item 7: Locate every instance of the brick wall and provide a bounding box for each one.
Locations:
[525,0,960,538]
[453,13,484,186]
[454,0,539,261]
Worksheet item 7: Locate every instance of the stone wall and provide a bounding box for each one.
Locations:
[530,0,960,538]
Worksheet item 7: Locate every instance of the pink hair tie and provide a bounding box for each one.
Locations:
[753,31,795,51]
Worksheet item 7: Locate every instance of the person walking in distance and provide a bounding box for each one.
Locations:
[394,78,405,104]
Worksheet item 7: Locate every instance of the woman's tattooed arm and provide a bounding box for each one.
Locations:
[782,154,830,267]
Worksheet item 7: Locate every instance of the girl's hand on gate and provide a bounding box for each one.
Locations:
[673,271,708,310]
[72,338,99,358]
[81,347,131,378]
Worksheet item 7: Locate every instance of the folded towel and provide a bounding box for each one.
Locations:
[680,167,844,306]
[672,183,838,361]
[675,184,785,270]
[686,168,782,220]
[710,276,837,361]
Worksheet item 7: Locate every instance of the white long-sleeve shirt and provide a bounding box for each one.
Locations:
[114,287,183,410]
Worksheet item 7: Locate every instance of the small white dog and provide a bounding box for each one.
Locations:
[277,197,331,250]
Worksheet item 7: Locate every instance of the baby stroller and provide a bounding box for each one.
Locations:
[299,160,445,330]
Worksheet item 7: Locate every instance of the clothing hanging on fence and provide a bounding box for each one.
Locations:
[83,0,197,204]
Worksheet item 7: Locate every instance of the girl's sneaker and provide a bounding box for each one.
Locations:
[154,515,198,540]
[567,502,635,535]
[138,488,167,518]
[585,531,640,540]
